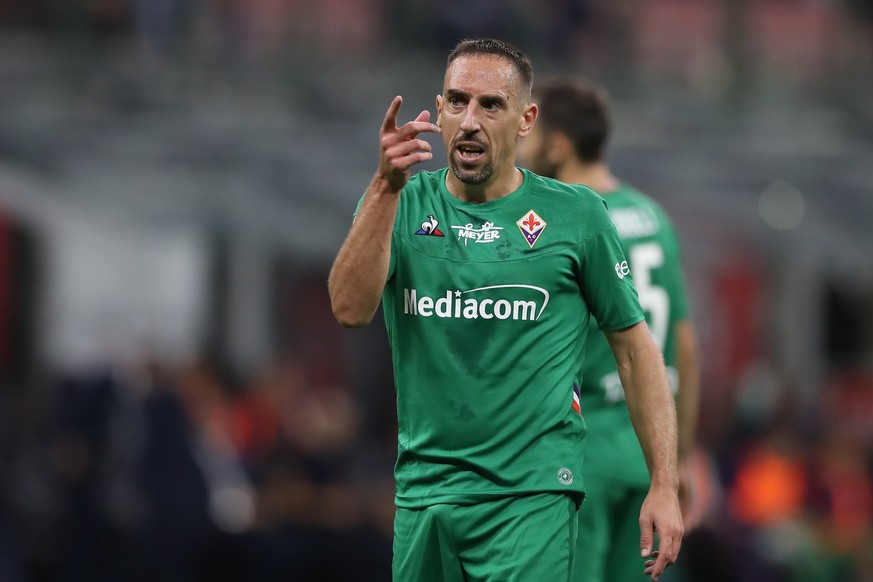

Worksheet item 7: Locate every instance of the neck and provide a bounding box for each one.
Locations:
[446,166,524,204]
[556,160,619,194]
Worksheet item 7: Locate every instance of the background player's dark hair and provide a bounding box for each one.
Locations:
[534,80,611,163]
[447,38,534,97]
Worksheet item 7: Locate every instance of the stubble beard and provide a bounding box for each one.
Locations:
[450,159,493,185]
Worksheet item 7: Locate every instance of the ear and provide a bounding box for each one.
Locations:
[435,94,443,127]
[517,102,538,138]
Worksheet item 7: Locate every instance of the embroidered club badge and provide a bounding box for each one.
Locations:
[516,210,546,249]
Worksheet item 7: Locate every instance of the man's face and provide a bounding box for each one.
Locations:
[437,54,534,187]
[515,121,558,179]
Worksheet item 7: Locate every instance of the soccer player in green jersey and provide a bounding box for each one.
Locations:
[329,39,683,582]
[518,79,701,582]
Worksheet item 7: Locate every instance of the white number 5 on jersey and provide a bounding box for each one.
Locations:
[629,243,668,350]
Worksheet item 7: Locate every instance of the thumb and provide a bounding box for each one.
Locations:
[640,517,654,558]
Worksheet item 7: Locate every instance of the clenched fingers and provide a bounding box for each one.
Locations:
[383,138,434,172]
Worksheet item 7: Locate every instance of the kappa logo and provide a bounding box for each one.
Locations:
[516,210,547,249]
[614,260,630,279]
[450,221,504,246]
[416,215,444,237]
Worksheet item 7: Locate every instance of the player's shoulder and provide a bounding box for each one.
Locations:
[397,169,445,211]
[522,169,606,210]
[614,183,669,216]
[405,169,443,193]
[609,182,679,240]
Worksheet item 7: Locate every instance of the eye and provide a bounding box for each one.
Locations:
[481,99,500,111]
[447,95,464,108]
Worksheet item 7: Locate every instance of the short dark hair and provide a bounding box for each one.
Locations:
[447,38,533,97]
[534,79,611,163]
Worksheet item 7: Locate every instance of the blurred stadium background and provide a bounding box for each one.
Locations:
[0,0,871,580]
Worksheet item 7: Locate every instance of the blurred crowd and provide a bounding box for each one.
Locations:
[0,0,871,85]
[0,272,397,581]
[673,365,873,582]
[0,263,869,581]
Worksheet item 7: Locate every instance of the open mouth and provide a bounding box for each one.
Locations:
[455,143,486,163]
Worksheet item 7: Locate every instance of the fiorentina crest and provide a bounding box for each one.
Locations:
[516,210,546,249]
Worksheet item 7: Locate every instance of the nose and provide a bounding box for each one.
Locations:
[460,103,481,133]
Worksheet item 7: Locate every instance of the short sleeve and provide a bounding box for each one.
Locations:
[578,225,645,331]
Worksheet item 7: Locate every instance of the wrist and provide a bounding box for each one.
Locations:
[649,472,680,493]
[372,172,405,197]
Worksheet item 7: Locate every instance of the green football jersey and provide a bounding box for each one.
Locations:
[375,168,644,508]
[579,184,690,486]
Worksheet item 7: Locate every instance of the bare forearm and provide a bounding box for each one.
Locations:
[328,175,399,327]
[675,320,700,461]
[614,331,679,490]
[329,97,439,327]
[618,329,685,579]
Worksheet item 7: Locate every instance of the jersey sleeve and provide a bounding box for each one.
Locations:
[578,223,645,331]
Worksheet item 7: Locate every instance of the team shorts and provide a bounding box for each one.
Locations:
[573,476,648,582]
[393,492,579,582]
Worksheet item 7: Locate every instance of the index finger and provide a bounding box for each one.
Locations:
[382,96,403,133]
[653,534,679,578]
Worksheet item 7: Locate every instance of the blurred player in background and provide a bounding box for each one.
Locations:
[329,39,682,581]
[518,78,700,582]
